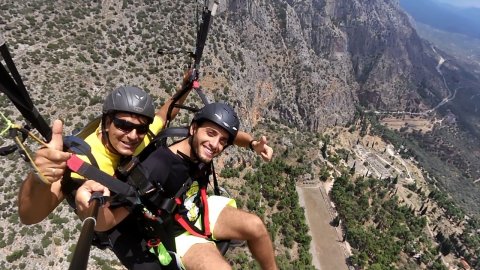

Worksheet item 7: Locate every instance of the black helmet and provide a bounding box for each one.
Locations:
[103,86,155,123]
[192,102,240,145]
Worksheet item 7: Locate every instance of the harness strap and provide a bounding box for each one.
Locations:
[154,172,195,216]
[0,66,29,109]
[64,136,98,167]
[211,163,220,195]
[66,154,138,203]
[62,134,105,211]
[0,44,30,102]
[136,127,190,162]
[174,213,208,239]
[173,186,211,239]
[201,187,211,235]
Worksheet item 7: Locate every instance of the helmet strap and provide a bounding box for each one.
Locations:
[188,131,202,162]
[101,113,122,156]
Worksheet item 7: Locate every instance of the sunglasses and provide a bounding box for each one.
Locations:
[112,116,150,135]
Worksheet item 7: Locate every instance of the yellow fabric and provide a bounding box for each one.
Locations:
[133,115,164,156]
[70,115,164,178]
[174,195,237,258]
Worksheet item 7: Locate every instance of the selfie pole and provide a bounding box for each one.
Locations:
[69,192,106,270]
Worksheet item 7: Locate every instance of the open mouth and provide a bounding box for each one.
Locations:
[120,140,138,151]
[202,145,214,159]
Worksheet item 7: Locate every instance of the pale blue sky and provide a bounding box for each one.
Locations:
[435,0,480,8]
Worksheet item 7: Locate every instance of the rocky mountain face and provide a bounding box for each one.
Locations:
[219,0,452,129]
[219,0,480,214]
[1,0,470,131]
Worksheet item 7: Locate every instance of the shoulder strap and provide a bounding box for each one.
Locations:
[138,127,189,160]
[61,119,102,209]
[63,135,98,168]
[210,163,220,196]
[116,127,190,178]
[66,154,138,205]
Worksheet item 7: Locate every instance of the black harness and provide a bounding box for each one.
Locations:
[63,124,230,269]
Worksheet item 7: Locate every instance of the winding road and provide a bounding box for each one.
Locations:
[368,45,458,117]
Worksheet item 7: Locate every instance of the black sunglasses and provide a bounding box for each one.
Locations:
[112,116,150,135]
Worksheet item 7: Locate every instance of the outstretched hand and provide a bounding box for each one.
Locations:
[75,180,111,215]
[34,120,71,183]
[75,180,120,231]
[252,136,273,162]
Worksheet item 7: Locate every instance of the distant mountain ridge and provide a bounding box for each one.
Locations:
[400,0,480,39]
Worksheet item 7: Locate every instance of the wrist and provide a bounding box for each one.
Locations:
[30,171,50,186]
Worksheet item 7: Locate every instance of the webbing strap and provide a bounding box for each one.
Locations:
[66,154,137,200]
[137,127,190,160]
[0,44,30,102]
[174,213,207,239]
[0,43,51,140]
[0,65,33,113]
[64,136,98,168]
[173,187,211,239]
[211,163,220,195]
[200,188,211,235]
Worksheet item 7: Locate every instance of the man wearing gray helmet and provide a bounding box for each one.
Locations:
[19,85,179,224]
[18,83,273,269]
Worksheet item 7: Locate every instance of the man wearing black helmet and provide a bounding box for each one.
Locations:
[18,82,273,269]
[87,102,278,270]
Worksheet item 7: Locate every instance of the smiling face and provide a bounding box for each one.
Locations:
[190,121,229,163]
[105,112,150,156]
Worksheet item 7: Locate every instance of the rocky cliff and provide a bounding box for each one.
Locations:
[215,0,453,131]
[0,0,468,132]
[216,1,480,217]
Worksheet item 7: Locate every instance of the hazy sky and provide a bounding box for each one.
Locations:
[435,0,480,8]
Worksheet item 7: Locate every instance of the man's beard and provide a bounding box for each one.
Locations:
[191,135,213,164]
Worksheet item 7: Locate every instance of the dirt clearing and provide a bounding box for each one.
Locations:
[297,184,350,270]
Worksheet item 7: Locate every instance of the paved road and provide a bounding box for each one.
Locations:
[297,185,349,270]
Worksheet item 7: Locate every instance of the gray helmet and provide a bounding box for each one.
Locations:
[102,86,155,123]
[192,102,240,145]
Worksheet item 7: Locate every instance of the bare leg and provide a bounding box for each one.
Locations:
[182,242,231,270]
[213,206,278,270]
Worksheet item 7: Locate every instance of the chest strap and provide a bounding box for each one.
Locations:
[67,152,215,239]
[173,186,211,239]
[66,154,138,205]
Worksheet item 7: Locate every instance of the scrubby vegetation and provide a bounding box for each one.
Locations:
[222,159,314,269]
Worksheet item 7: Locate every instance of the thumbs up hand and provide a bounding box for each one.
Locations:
[34,120,72,183]
[251,136,273,162]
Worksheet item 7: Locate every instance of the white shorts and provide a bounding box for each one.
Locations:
[174,195,237,258]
